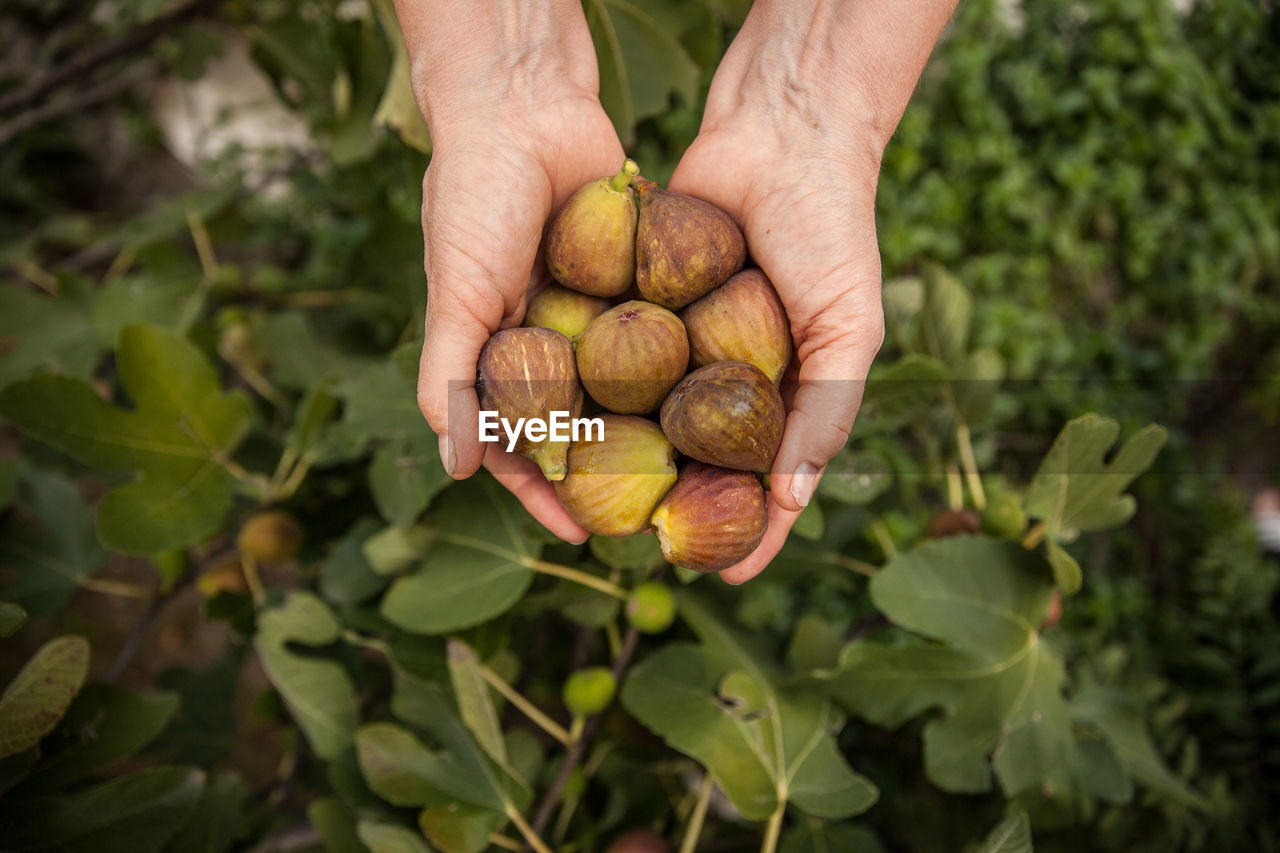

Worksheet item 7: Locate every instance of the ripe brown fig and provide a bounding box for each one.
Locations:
[238,510,301,563]
[546,160,640,297]
[577,301,689,414]
[634,178,746,310]
[926,508,981,539]
[651,463,767,572]
[477,327,583,481]
[681,269,792,385]
[555,415,677,536]
[659,361,784,473]
[524,284,610,345]
[606,828,670,853]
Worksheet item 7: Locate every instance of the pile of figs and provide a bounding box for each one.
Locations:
[476,160,792,572]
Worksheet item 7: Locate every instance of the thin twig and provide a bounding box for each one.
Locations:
[0,0,221,118]
[105,558,199,683]
[0,62,153,147]
[526,625,642,844]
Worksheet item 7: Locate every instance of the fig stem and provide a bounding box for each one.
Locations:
[817,550,879,578]
[955,422,987,510]
[678,772,715,853]
[760,802,786,853]
[608,158,639,193]
[504,804,554,853]
[480,665,573,745]
[78,576,155,599]
[487,835,522,851]
[605,620,623,660]
[434,531,627,599]
[242,554,265,606]
[1022,521,1048,549]
[944,461,964,511]
[869,519,896,561]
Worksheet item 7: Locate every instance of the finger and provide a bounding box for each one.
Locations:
[483,444,591,544]
[717,495,800,585]
[769,289,884,512]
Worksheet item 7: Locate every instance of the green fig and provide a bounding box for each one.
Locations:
[477,327,583,481]
[524,284,611,345]
[659,361,784,473]
[577,300,689,414]
[634,178,746,310]
[681,269,792,384]
[650,463,767,572]
[555,415,677,536]
[546,160,640,297]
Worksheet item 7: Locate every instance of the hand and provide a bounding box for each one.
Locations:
[668,78,887,585]
[414,98,624,544]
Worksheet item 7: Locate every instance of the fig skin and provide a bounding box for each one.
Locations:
[238,510,301,562]
[634,178,746,310]
[651,463,767,572]
[524,284,610,346]
[659,361,784,473]
[555,415,678,536]
[681,269,792,385]
[477,327,583,481]
[576,300,689,414]
[546,160,640,297]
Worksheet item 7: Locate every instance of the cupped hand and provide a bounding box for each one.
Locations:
[415,98,624,543]
[668,118,887,584]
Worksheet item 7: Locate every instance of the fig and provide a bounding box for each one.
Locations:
[650,463,767,572]
[546,159,640,297]
[577,301,689,414]
[634,178,746,309]
[524,284,610,345]
[626,582,676,633]
[238,510,301,563]
[981,490,1028,538]
[554,415,678,536]
[607,829,670,853]
[563,666,617,716]
[659,361,784,473]
[681,269,792,384]
[927,508,981,539]
[477,327,583,481]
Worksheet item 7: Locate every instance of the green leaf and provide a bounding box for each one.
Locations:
[0,282,98,389]
[780,820,884,853]
[151,660,239,766]
[0,602,26,636]
[358,821,435,853]
[370,0,432,154]
[23,685,179,792]
[321,518,390,606]
[308,798,369,853]
[0,457,19,506]
[91,271,197,346]
[446,640,507,767]
[791,501,826,541]
[0,636,90,759]
[381,478,536,634]
[1070,687,1210,810]
[318,347,427,464]
[1044,540,1082,596]
[818,537,1079,797]
[254,592,359,760]
[164,771,249,853]
[978,810,1033,853]
[370,434,451,528]
[0,325,252,553]
[818,448,893,505]
[0,765,204,853]
[917,263,972,368]
[418,802,502,853]
[1024,415,1167,540]
[585,0,700,143]
[356,722,520,814]
[0,468,107,615]
[622,593,877,821]
[589,532,666,571]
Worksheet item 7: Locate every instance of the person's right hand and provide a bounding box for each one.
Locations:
[404,4,625,542]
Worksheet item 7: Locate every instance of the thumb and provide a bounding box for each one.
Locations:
[769,278,884,512]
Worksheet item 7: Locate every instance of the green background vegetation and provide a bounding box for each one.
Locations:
[0,0,1277,851]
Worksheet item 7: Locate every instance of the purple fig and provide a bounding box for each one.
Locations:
[555,415,678,536]
[659,361,784,473]
[546,160,640,297]
[634,178,746,310]
[477,327,582,481]
[650,463,767,572]
[681,269,792,385]
[576,301,689,414]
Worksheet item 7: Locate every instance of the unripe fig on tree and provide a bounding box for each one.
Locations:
[626,582,677,633]
[237,509,301,563]
[555,415,678,536]
[651,462,767,572]
[477,327,583,481]
[196,555,250,598]
[660,361,784,473]
[563,666,617,716]
[546,159,640,297]
[524,284,610,346]
[634,177,746,309]
[576,300,689,414]
[981,490,1028,538]
[681,269,792,385]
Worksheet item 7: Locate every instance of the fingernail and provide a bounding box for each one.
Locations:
[439,433,456,476]
[790,462,817,508]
